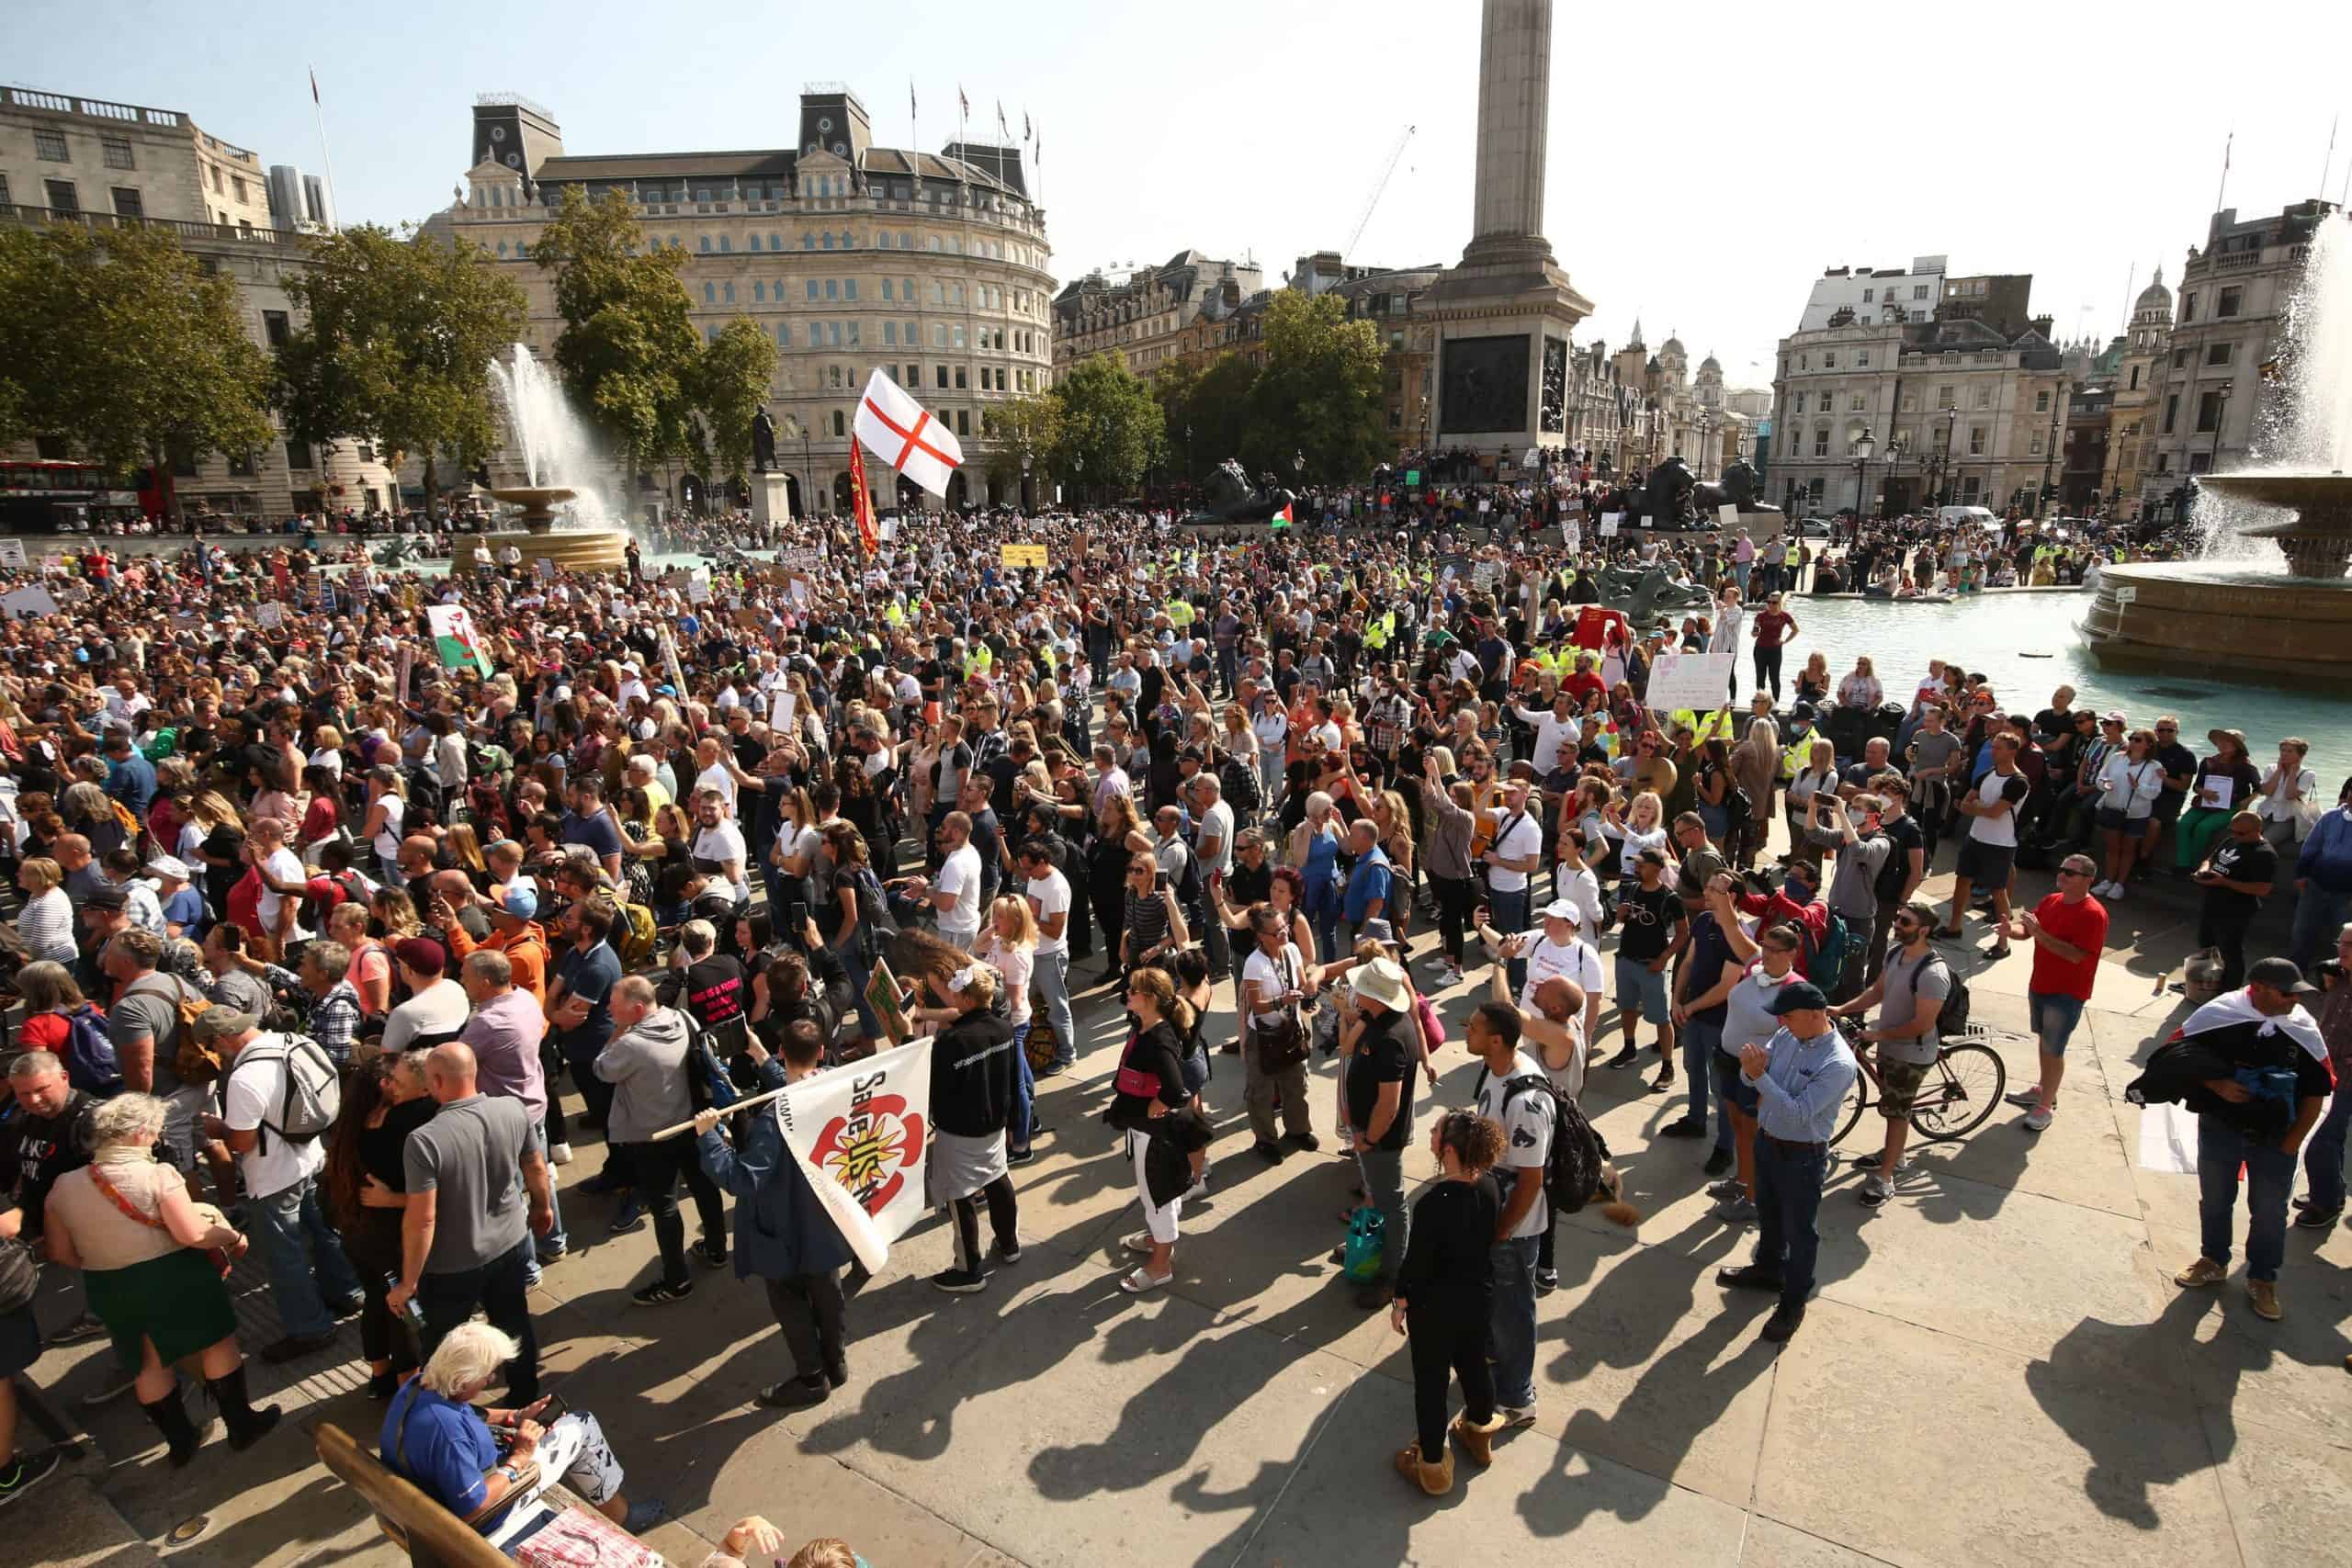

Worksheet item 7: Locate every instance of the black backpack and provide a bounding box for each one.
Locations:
[1871,824,1912,908]
[1477,1069,1608,1215]
[1906,952,1973,1041]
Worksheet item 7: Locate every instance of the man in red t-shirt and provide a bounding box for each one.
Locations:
[2006,850,2109,1131]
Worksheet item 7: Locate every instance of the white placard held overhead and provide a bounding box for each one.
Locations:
[1600,513,1621,537]
[1645,650,1736,711]
[687,568,713,604]
[1,585,59,620]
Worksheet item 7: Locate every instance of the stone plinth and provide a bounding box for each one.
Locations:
[2080,562,2352,682]
[750,471,792,526]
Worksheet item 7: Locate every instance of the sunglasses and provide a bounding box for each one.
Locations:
[2058,867,2095,878]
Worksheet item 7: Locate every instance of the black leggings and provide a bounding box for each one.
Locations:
[1430,873,1476,964]
[1754,643,1786,701]
[949,1174,1020,1272]
[345,1207,416,1373]
[626,1138,727,1287]
[1408,1303,1496,1463]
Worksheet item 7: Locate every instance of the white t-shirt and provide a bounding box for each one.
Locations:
[695,761,738,816]
[1242,942,1305,1025]
[221,1042,328,1199]
[381,978,472,1055]
[693,819,752,902]
[1025,868,1071,956]
[1519,932,1605,1013]
[1251,709,1289,756]
[1196,800,1236,878]
[935,842,982,943]
[1487,808,1544,893]
[1711,603,1746,653]
[1966,768,2022,848]
[1551,863,1603,934]
[371,793,405,860]
[1474,1050,1555,1240]
[259,846,312,940]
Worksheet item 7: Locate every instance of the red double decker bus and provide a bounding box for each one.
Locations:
[0,459,149,533]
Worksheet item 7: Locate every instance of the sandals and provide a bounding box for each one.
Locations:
[1119,1267,1172,1293]
[1122,1231,1157,1255]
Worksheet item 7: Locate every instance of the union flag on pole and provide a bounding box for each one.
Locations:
[847,434,880,558]
[853,368,964,499]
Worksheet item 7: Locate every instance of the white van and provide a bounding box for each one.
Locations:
[1937,505,1997,530]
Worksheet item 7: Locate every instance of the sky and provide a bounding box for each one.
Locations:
[14,0,2352,393]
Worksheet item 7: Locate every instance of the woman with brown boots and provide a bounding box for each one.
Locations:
[1387,1108,1510,1495]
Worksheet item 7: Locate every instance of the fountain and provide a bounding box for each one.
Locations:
[478,344,630,574]
[2083,208,2352,682]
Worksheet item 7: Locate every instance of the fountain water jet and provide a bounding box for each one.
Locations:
[2083,209,2352,680]
[478,344,628,572]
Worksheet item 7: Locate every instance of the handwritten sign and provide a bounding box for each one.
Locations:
[2,585,59,620]
[1600,513,1622,537]
[1645,650,1736,712]
[687,568,713,604]
[0,540,26,570]
[776,547,824,571]
[1000,543,1049,570]
[1718,503,1740,529]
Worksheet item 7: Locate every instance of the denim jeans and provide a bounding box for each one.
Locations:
[2199,1113,2297,1281]
[2302,1087,2352,1213]
[1357,1145,1408,1287]
[1033,946,1076,1067]
[1487,1234,1541,1408]
[250,1173,364,1339]
[1489,886,1532,995]
[1752,1138,1828,1310]
[2290,884,2352,969]
[1010,1022,1036,1155]
[417,1237,541,1403]
[1681,1019,1723,1136]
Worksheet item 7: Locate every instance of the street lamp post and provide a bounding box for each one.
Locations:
[1849,434,1875,525]
[1938,407,1960,507]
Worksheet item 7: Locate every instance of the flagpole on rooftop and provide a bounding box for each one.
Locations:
[308,65,340,231]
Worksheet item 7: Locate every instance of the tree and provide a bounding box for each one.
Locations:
[983,391,1061,495]
[0,224,273,522]
[691,316,779,488]
[1239,290,1385,485]
[1182,353,1261,480]
[275,223,526,518]
[530,188,700,486]
[1046,353,1165,496]
[1149,360,1204,479]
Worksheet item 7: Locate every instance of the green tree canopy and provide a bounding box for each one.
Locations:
[1240,290,1385,484]
[531,188,700,477]
[0,223,273,516]
[1177,353,1261,481]
[276,223,526,515]
[692,317,779,487]
[984,391,1061,491]
[1047,353,1165,494]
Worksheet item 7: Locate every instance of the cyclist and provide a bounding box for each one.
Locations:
[1828,899,1951,1208]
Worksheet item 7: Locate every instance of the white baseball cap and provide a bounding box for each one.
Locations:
[1540,897,1584,925]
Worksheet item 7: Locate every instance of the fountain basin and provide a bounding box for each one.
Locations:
[468,525,629,577]
[2080,559,2352,683]
[2195,470,2352,579]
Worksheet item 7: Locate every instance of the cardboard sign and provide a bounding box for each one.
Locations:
[1645,650,1736,711]
[777,547,824,570]
[1600,514,1621,537]
[1,585,59,621]
[1000,543,1049,570]
[1718,503,1740,528]
[256,601,285,629]
[687,568,713,604]
[0,539,26,570]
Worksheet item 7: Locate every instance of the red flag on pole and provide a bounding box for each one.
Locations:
[848,438,880,558]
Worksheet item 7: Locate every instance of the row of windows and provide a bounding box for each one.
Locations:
[29,127,140,170]
[2177,286,2244,325]
[644,227,1025,264]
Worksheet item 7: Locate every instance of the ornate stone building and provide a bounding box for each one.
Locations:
[0,83,398,518]
[433,86,1057,515]
[1051,252,1262,378]
[2102,268,2172,513]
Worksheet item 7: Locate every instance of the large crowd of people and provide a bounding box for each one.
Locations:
[0,492,2343,1544]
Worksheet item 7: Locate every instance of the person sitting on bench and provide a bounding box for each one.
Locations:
[381,1321,663,1552]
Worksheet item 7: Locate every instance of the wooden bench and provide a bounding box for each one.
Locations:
[314,1419,579,1568]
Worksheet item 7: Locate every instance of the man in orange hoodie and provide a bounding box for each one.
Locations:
[443,882,550,1008]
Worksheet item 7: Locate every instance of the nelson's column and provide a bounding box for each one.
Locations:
[1426,0,1593,461]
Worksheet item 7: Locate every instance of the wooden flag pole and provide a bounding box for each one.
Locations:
[650,1079,793,1142]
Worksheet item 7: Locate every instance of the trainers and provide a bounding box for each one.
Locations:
[1007,1146,1036,1167]
[695,1236,729,1268]
[1714,1197,1759,1225]
[1533,1267,1558,1295]
[1858,1175,1892,1207]
[1497,1404,1538,1431]
[1602,1045,1641,1070]
[1288,1131,1322,1153]
[1705,1177,1746,1202]
[1253,1140,1287,1166]
[2104,882,2126,902]
[2247,1279,2283,1322]
[260,1329,338,1364]
[930,1268,989,1294]
[0,1448,61,1508]
[2294,1204,2343,1230]
[1702,1146,1734,1177]
[2174,1257,2228,1288]
[607,1198,646,1235]
[2023,1106,2053,1133]
[548,1142,575,1166]
[996,1240,1024,1264]
[632,1279,694,1306]
[49,1312,107,1346]
[1646,1068,1675,1095]
[2004,1087,2042,1108]
[755,1376,830,1410]
[1658,1118,1705,1139]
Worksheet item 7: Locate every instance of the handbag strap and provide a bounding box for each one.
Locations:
[84,1162,166,1232]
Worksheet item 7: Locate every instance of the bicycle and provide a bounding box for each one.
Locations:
[1828,1020,2007,1144]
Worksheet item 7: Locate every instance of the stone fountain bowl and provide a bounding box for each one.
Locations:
[485,485,577,534]
[2196,469,2352,577]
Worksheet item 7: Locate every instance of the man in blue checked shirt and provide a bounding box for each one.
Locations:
[1714,980,1856,1343]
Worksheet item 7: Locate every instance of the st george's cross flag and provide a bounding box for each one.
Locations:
[854,368,964,498]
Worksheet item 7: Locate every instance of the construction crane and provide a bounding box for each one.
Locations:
[1345,125,1416,259]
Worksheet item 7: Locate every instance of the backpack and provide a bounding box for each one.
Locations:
[1871,827,1910,908]
[0,1234,37,1315]
[1907,951,1973,1041]
[224,1033,340,1154]
[1219,753,1262,814]
[1801,907,1851,988]
[59,1003,124,1096]
[303,869,369,935]
[1479,1069,1609,1216]
[606,896,658,971]
[853,865,899,964]
[124,974,213,1052]
[679,1010,743,1114]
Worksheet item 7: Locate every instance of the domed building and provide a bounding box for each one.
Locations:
[2102,265,2173,513]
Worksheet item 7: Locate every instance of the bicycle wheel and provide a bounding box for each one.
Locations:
[1911,1041,2007,1141]
[1831,1066,1869,1145]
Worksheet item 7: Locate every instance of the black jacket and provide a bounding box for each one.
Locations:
[930,1009,1018,1138]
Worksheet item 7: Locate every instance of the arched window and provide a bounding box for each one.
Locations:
[698,236,711,253]
[718,235,731,254]
[838,231,851,249]
[775,323,789,347]
[495,240,508,257]
[722,281,735,303]
[752,280,765,302]
[821,232,833,251]
[746,233,760,252]
[703,282,716,303]
[768,233,780,250]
